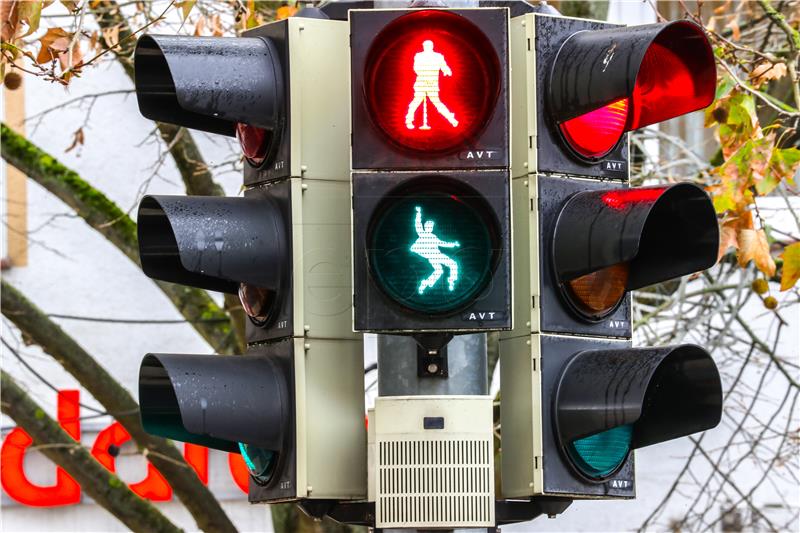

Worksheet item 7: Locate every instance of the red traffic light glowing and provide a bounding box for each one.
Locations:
[363,10,501,153]
[550,20,715,160]
[559,98,629,159]
[600,187,666,210]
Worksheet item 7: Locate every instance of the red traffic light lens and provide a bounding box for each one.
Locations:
[559,98,628,159]
[238,283,276,325]
[236,123,269,166]
[564,262,629,320]
[363,10,501,153]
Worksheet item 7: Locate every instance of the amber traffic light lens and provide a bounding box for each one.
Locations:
[238,283,275,325]
[565,262,629,320]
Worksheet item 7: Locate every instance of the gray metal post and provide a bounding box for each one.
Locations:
[377,332,491,533]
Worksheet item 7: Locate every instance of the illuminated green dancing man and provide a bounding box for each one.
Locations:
[410,206,460,294]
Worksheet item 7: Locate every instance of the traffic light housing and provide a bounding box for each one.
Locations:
[500,12,723,500]
[130,3,728,524]
[350,8,512,332]
[134,16,366,504]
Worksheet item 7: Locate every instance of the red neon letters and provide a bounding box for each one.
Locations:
[0,391,81,507]
[1,390,248,506]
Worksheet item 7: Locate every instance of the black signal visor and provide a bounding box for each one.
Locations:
[134,35,284,137]
[549,20,715,129]
[137,195,286,294]
[553,183,719,291]
[548,20,715,160]
[139,353,290,453]
[554,344,722,450]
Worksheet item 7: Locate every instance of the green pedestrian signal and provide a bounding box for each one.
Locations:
[411,206,461,294]
[367,179,499,315]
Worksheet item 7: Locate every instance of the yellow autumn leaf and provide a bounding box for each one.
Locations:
[16,1,42,38]
[211,14,223,36]
[737,228,776,277]
[193,15,206,36]
[36,27,71,65]
[725,18,740,41]
[779,242,800,291]
[718,223,738,261]
[1,1,20,43]
[177,0,196,21]
[713,0,732,14]
[276,5,298,20]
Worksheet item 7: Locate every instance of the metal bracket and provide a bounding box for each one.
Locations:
[413,332,453,378]
[318,500,375,527]
[495,497,573,525]
[323,498,572,528]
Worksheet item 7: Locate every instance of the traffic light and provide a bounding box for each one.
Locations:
[500,13,723,500]
[350,7,512,332]
[350,7,512,530]
[133,16,367,504]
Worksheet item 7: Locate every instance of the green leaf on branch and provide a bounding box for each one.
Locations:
[16,1,43,37]
[756,146,800,195]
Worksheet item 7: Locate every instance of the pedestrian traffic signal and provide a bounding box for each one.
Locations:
[357,9,502,156]
[133,15,366,505]
[351,8,511,332]
[500,12,723,501]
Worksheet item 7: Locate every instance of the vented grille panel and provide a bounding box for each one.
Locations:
[376,439,494,527]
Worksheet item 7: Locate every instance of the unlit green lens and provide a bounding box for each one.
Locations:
[566,424,632,479]
[238,442,276,485]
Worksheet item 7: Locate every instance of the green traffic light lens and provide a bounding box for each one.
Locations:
[368,178,499,315]
[238,442,277,486]
[566,424,632,479]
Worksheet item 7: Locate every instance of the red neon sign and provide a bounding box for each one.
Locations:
[1,390,249,507]
[0,391,81,507]
[91,422,172,501]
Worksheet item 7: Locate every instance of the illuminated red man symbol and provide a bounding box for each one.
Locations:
[405,40,459,130]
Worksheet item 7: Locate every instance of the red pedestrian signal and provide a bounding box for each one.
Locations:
[363,10,501,153]
[351,8,508,170]
[351,7,511,332]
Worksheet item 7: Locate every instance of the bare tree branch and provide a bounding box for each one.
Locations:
[1,279,237,533]
[0,122,237,355]
[1,369,182,533]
